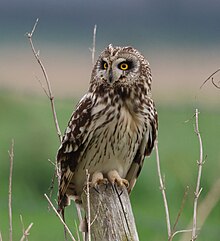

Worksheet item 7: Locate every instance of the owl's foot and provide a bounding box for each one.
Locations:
[107,170,129,188]
[90,171,108,190]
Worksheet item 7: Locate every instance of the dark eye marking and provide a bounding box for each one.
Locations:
[118,61,133,71]
[100,60,108,70]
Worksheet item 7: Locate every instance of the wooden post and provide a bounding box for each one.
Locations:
[81,183,140,241]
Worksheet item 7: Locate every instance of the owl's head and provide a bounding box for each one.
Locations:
[90,44,152,94]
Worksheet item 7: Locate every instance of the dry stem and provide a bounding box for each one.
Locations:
[156,142,191,241]
[191,108,204,240]
[169,186,189,240]
[155,141,172,238]
[19,223,34,241]
[172,229,194,237]
[44,194,76,241]
[200,68,220,89]
[8,139,14,241]
[47,159,59,203]
[19,215,26,241]
[89,24,97,65]
[26,18,62,143]
[19,215,33,241]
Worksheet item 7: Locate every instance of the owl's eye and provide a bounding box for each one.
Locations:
[101,60,108,70]
[118,61,132,71]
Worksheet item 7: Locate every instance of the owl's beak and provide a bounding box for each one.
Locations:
[108,68,113,83]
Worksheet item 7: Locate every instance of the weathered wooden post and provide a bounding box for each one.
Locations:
[82,183,139,241]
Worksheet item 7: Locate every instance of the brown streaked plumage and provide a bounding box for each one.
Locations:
[57,44,158,212]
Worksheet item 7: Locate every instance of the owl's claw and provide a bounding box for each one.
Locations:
[89,171,108,192]
[107,170,129,188]
[85,170,129,194]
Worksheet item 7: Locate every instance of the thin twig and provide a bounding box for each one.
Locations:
[85,169,91,241]
[211,76,220,89]
[85,25,96,238]
[0,231,2,241]
[26,18,62,143]
[168,187,190,241]
[200,68,220,89]
[89,24,97,65]
[19,215,26,241]
[44,194,76,241]
[172,229,195,238]
[171,186,189,237]
[27,19,62,204]
[155,141,172,238]
[191,109,204,240]
[19,223,34,241]
[48,171,57,203]
[35,74,50,98]
[47,159,59,203]
[8,139,14,241]
[48,158,56,168]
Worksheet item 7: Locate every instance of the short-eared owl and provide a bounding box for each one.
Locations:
[57,44,158,211]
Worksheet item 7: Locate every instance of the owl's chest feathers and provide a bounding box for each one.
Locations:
[72,93,148,192]
[93,91,145,141]
[79,94,146,174]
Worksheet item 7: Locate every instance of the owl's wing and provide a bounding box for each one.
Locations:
[57,93,95,211]
[126,106,158,193]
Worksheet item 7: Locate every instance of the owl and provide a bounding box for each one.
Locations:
[57,44,158,212]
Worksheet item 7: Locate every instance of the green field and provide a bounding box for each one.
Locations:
[0,91,220,241]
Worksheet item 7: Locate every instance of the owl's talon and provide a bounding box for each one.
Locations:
[89,171,108,191]
[107,170,129,188]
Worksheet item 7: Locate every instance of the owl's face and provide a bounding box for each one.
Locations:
[89,44,152,99]
[96,49,141,85]
[91,45,151,89]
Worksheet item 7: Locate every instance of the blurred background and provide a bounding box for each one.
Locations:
[0,0,220,240]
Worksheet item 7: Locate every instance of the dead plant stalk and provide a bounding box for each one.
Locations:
[26,18,62,143]
[8,140,14,241]
[191,109,204,240]
[155,141,172,238]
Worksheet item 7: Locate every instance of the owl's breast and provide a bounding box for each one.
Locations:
[112,105,145,171]
[72,102,146,193]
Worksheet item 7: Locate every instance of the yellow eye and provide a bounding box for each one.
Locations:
[103,62,108,69]
[119,62,129,70]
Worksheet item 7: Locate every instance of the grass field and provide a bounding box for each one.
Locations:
[0,91,220,241]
